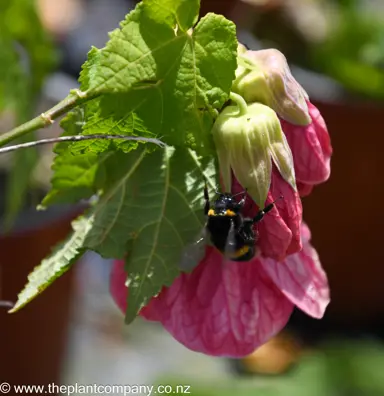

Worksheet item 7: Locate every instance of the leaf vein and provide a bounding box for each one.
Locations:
[93,34,185,93]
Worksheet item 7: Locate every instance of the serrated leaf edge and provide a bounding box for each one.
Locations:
[9,215,93,313]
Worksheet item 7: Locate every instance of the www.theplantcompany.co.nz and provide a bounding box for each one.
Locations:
[0,382,191,395]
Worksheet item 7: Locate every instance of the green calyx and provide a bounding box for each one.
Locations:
[212,95,296,207]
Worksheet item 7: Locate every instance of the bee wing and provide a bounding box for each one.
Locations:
[223,219,237,260]
[178,225,209,272]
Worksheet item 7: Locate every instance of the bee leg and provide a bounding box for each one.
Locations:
[253,195,284,224]
[253,204,273,224]
[204,179,210,215]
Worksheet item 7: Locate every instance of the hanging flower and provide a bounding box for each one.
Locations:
[109,42,332,358]
[212,93,302,261]
[231,170,302,261]
[212,94,297,207]
[110,223,329,357]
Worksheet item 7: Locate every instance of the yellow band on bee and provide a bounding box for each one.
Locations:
[225,209,236,216]
[231,245,250,258]
[208,209,236,216]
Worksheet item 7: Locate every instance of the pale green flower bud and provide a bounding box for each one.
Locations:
[233,48,311,126]
[212,93,296,207]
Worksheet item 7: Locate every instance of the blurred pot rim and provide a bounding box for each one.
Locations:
[0,203,86,238]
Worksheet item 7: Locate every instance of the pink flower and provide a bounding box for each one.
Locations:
[110,222,329,357]
[109,100,332,357]
[110,46,333,357]
[280,101,332,197]
[232,101,331,260]
[231,170,302,262]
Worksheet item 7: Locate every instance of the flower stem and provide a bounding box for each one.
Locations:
[0,89,96,148]
[229,92,248,117]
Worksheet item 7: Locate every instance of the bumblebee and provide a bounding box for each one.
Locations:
[179,181,282,271]
[204,181,281,261]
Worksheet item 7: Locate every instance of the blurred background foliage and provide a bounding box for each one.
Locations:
[1,0,384,395]
[0,0,57,230]
[310,0,384,99]
[235,0,384,101]
[158,339,384,395]
[1,0,383,227]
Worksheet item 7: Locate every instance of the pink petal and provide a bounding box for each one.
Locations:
[110,249,294,357]
[281,101,332,185]
[232,169,302,261]
[300,221,311,243]
[260,223,330,319]
[141,247,294,357]
[297,182,314,197]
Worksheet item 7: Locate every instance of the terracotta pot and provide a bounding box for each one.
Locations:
[0,204,80,389]
[302,99,384,321]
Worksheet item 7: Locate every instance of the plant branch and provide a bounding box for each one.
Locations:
[0,134,167,154]
[0,89,93,148]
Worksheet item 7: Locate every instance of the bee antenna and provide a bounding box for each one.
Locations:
[233,188,248,197]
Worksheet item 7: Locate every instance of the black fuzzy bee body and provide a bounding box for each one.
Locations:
[178,181,281,272]
[204,183,280,261]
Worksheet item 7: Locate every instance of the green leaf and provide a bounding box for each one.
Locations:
[66,46,156,155]
[54,108,85,154]
[79,46,102,91]
[40,151,110,208]
[16,1,236,319]
[42,50,155,207]
[81,2,237,152]
[82,146,216,322]
[144,0,200,32]
[9,215,93,313]
[40,109,107,208]
[68,92,159,155]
